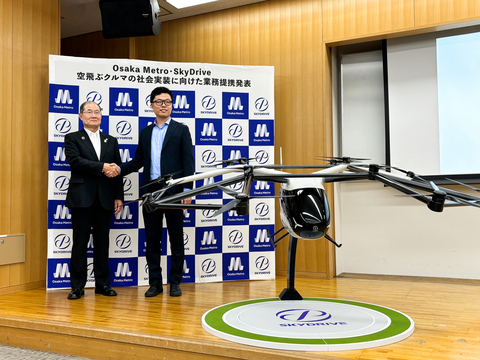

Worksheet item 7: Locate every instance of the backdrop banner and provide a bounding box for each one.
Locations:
[47,55,275,290]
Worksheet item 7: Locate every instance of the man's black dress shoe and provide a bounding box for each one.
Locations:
[67,288,84,300]
[95,285,117,296]
[169,283,182,297]
[145,283,163,297]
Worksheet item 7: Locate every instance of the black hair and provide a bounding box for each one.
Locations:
[150,87,173,103]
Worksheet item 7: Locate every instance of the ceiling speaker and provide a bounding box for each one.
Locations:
[99,0,161,39]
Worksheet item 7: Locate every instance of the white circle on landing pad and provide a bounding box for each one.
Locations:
[227,300,390,338]
[202,298,414,351]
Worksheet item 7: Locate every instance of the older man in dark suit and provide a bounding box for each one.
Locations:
[118,86,194,297]
[65,101,124,300]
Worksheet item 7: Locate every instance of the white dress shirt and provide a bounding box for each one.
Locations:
[84,128,101,160]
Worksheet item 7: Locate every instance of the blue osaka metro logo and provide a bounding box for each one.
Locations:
[49,84,79,114]
[109,88,138,116]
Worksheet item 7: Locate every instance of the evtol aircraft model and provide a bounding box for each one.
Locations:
[133,156,480,300]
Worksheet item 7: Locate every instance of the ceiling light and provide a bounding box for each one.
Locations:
[166,0,221,9]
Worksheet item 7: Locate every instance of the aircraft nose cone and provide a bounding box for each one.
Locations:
[299,194,324,224]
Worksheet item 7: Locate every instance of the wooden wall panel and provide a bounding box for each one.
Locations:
[62,32,130,59]
[415,0,480,27]
[0,0,60,292]
[136,22,170,61]
[138,9,241,64]
[0,0,13,289]
[165,9,241,64]
[322,0,415,43]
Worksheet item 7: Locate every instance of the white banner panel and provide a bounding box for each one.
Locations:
[47,55,275,289]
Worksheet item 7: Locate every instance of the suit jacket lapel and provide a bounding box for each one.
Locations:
[99,131,107,161]
[145,123,154,156]
[162,120,178,151]
[79,128,99,160]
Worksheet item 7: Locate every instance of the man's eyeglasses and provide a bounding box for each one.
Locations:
[83,110,101,116]
[152,99,172,106]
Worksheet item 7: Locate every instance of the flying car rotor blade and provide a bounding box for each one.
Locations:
[445,196,480,208]
[213,199,241,217]
[446,178,480,193]
[139,170,183,189]
[213,157,256,167]
[430,181,440,192]
[315,156,357,161]
[380,165,408,174]
[375,164,428,182]
[140,176,162,189]
[254,164,332,170]
[394,193,429,197]
[249,195,295,199]
[315,156,370,164]
[122,197,146,206]
[218,185,240,198]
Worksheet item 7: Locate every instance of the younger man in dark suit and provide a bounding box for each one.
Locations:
[65,101,124,300]
[119,87,195,297]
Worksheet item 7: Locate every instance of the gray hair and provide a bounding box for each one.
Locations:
[79,101,101,114]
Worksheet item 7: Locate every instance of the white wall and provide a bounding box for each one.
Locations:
[388,27,480,175]
[387,34,440,174]
[341,51,385,164]
[334,27,480,279]
[335,181,480,279]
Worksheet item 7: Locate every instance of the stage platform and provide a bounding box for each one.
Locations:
[0,275,479,359]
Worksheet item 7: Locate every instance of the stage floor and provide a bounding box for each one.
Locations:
[0,276,479,359]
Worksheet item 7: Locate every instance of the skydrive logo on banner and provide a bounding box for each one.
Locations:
[47,55,275,289]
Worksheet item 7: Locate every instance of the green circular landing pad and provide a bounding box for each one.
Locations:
[202,298,414,351]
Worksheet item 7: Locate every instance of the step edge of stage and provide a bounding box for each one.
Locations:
[0,314,337,360]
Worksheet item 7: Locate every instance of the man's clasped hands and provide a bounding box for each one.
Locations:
[102,163,120,178]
